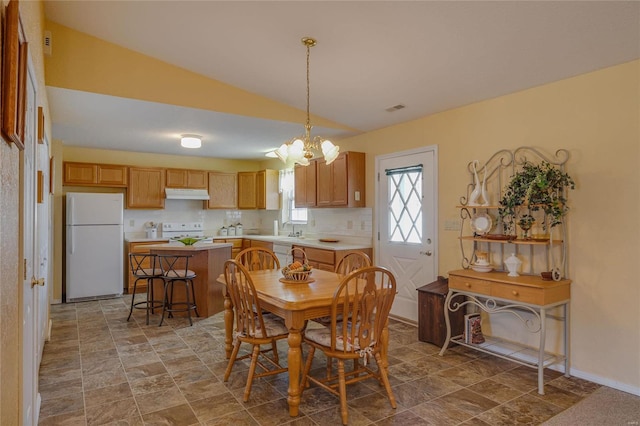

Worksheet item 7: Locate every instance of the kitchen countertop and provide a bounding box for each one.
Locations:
[145,242,233,250]
[125,236,372,251]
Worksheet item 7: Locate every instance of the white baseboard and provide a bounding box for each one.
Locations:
[548,363,640,396]
[46,319,52,342]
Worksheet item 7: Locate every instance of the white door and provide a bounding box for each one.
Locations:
[36,134,50,359]
[22,56,41,425]
[376,146,438,322]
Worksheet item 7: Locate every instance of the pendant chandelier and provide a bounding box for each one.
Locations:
[273,37,339,166]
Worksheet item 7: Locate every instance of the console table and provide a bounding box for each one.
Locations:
[439,269,571,394]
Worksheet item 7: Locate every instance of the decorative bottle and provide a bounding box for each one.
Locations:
[468,160,481,206]
[504,253,522,277]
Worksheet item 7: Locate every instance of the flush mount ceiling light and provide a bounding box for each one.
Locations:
[181,134,201,149]
[272,37,339,166]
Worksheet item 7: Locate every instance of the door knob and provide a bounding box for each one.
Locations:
[419,250,433,256]
[31,277,45,288]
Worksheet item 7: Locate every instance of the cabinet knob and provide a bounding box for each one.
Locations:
[465,283,471,288]
[512,290,519,296]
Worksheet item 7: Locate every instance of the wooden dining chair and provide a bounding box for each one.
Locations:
[235,246,281,271]
[334,251,372,276]
[301,266,397,425]
[222,259,289,402]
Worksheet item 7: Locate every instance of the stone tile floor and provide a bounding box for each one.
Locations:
[38,296,601,425]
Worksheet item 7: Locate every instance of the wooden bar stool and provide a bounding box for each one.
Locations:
[127,253,164,325]
[157,254,199,326]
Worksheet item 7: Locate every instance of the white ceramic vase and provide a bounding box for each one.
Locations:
[504,253,522,277]
[468,160,482,206]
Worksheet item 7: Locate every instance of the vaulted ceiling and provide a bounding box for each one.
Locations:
[43,1,640,160]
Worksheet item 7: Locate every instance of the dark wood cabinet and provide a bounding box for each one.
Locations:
[417,277,465,347]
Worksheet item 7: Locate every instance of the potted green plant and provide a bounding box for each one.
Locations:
[499,161,575,236]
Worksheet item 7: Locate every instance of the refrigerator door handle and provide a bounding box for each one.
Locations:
[69,197,74,225]
[69,227,74,254]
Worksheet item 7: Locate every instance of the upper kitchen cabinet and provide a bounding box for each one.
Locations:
[63,161,128,187]
[206,171,237,209]
[316,151,365,207]
[127,167,165,209]
[294,161,317,207]
[238,170,279,210]
[165,168,208,189]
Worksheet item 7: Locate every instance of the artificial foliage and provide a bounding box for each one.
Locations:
[499,161,575,234]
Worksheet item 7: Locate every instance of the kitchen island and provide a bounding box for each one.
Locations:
[148,242,232,318]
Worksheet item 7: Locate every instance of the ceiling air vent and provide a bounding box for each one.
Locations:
[385,104,405,112]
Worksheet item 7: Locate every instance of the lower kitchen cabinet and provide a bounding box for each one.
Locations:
[125,240,169,293]
[292,245,373,272]
[221,238,243,258]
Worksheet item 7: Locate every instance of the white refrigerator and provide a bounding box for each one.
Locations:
[66,192,124,301]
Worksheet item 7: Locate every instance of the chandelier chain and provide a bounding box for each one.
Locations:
[306,40,311,128]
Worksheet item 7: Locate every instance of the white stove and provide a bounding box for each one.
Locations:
[161,222,205,240]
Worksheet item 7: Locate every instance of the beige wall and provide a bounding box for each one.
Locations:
[0,0,50,423]
[344,60,640,393]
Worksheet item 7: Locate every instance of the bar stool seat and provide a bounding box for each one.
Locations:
[127,253,164,325]
[157,254,199,326]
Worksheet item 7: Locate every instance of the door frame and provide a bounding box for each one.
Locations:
[374,145,439,322]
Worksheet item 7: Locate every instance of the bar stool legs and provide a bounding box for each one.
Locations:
[157,255,199,326]
[127,253,164,325]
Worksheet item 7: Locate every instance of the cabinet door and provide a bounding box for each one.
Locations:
[207,172,237,209]
[331,153,348,206]
[166,169,208,189]
[186,170,208,189]
[64,162,97,185]
[258,169,279,210]
[295,162,316,207]
[97,164,128,187]
[316,160,333,206]
[127,167,165,209]
[166,169,188,188]
[237,172,257,209]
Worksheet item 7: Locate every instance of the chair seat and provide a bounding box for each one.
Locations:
[163,269,196,279]
[305,322,373,352]
[133,268,163,277]
[246,313,288,338]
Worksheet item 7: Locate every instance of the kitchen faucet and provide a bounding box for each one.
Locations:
[284,221,301,237]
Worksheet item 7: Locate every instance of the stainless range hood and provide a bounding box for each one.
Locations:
[165,188,210,200]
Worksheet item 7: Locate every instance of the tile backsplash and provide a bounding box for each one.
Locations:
[123,200,372,245]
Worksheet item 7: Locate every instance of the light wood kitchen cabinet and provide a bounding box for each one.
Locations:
[294,161,317,207]
[292,245,373,272]
[237,169,279,209]
[127,167,165,209]
[165,168,208,189]
[63,161,128,187]
[315,151,365,207]
[221,238,243,258]
[206,172,237,209]
[124,240,169,293]
[250,240,273,250]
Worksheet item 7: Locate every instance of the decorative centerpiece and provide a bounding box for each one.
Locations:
[177,237,202,246]
[281,261,313,281]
